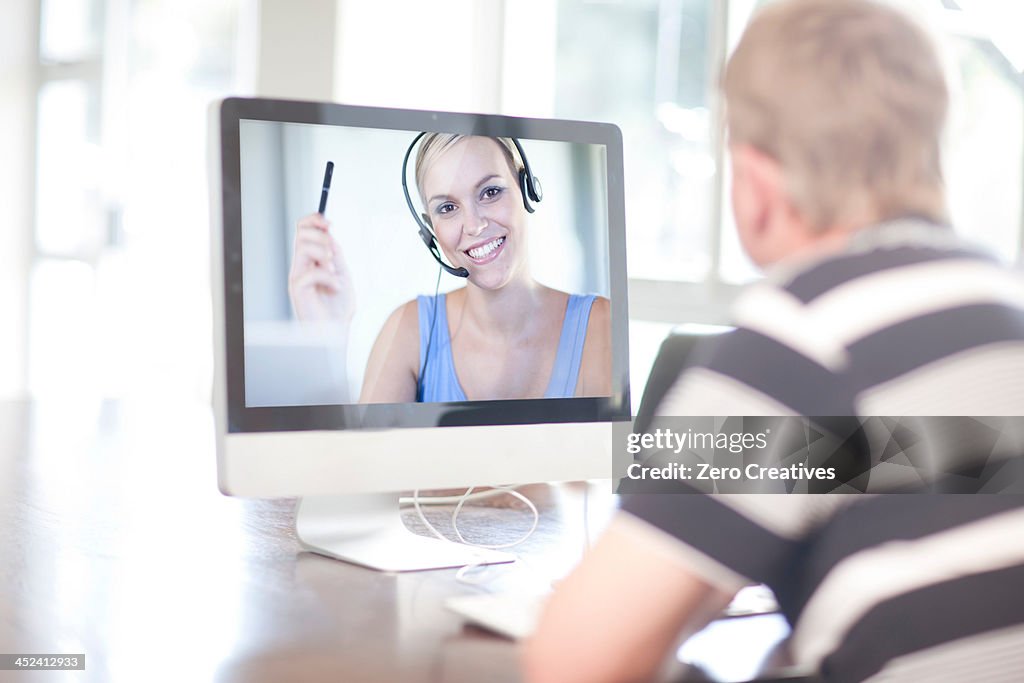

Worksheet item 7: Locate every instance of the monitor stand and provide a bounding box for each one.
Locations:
[295,493,517,572]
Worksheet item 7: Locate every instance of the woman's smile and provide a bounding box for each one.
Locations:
[463,235,507,265]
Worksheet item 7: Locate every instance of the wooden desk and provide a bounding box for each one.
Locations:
[0,400,789,682]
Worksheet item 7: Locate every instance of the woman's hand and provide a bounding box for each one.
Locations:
[288,213,355,323]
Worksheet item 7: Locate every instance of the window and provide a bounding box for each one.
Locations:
[536,0,1024,330]
[29,0,242,399]
[555,0,719,284]
[24,0,1023,401]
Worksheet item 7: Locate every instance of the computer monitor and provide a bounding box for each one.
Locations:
[209,97,630,571]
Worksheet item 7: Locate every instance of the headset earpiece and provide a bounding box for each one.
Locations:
[518,169,543,214]
[519,168,536,214]
[528,174,543,203]
[511,138,543,213]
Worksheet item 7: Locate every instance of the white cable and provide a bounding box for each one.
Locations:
[411,488,451,543]
[409,485,540,551]
[410,485,540,586]
[399,488,510,506]
[451,485,539,550]
[451,485,538,585]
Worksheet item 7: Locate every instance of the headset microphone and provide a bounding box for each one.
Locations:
[418,219,469,278]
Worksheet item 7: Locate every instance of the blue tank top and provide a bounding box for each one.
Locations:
[416,293,597,402]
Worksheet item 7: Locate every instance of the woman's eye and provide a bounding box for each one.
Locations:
[481,186,504,201]
[436,202,456,215]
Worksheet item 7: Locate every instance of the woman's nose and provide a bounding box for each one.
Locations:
[463,208,487,236]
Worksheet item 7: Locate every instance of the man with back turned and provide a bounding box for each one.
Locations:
[523,1,1024,682]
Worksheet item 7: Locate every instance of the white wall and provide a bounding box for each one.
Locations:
[0,0,35,398]
[334,0,505,112]
[256,0,336,100]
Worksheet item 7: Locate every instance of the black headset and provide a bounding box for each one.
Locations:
[400,132,543,278]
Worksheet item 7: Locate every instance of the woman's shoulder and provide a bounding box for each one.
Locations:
[360,298,422,403]
[584,296,610,342]
[577,294,611,397]
[388,287,468,331]
[369,301,421,370]
[587,294,610,317]
[560,290,610,318]
[545,287,607,304]
[540,288,609,324]
[385,298,421,331]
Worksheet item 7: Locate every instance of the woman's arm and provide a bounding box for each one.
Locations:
[359,300,420,403]
[288,213,355,323]
[577,296,612,397]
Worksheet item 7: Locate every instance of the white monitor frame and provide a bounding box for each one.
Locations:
[209,97,630,570]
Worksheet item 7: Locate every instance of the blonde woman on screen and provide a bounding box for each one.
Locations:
[288,134,611,404]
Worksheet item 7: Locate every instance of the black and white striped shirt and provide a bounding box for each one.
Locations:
[621,494,1024,683]
[623,219,1024,682]
[660,218,1024,417]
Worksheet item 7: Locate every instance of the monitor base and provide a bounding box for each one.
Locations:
[295,493,517,572]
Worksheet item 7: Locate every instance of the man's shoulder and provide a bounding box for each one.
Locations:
[710,220,1024,415]
[778,219,1003,304]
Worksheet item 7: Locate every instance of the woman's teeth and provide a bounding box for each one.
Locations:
[467,236,505,259]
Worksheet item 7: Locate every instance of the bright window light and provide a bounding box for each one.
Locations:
[956,1,1024,71]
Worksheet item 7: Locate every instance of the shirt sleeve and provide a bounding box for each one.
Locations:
[620,493,850,592]
[658,328,856,417]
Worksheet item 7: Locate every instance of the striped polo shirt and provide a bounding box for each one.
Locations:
[622,218,1024,682]
[659,218,1024,416]
[621,494,1024,683]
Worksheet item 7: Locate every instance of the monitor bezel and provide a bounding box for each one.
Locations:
[216,97,630,433]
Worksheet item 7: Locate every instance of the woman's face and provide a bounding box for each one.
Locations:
[420,137,529,290]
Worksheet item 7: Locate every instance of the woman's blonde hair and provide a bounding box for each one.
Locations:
[723,0,949,230]
[413,134,523,209]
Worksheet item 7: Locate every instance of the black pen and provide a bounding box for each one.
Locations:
[318,161,334,214]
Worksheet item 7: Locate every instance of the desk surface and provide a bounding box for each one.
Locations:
[0,400,786,683]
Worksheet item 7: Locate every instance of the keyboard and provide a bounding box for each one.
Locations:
[444,584,780,640]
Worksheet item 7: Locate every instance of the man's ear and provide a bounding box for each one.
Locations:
[731,143,785,237]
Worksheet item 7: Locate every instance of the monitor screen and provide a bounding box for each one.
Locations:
[216,98,629,432]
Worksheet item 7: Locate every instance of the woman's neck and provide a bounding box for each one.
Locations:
[461,276,546,340]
